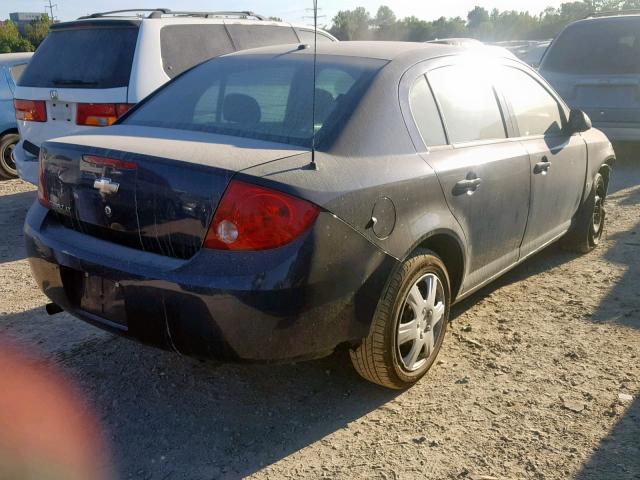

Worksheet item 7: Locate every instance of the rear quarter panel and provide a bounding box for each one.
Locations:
[239,60,466,283]
[581,127,616,196]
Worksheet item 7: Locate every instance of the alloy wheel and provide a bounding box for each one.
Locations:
[396,273,446,372]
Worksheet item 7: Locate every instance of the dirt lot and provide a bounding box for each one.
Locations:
[0,164,638,480]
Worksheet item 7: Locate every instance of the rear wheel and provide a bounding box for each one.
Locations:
[0,133,19,179]
[350,249,450,390]
[562,172,607,253]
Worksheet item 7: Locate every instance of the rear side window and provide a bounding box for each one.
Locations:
[428,66,506,144]
[497,67,563,137]
[19,26,139,88]
[226,25,299,50]
[542,18,640,74]
[160,25,235,78]
[409,76,447,147]
[295,29,334,44]
[9,64,27,83]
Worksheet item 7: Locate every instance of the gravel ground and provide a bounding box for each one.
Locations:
[0,164,638,480]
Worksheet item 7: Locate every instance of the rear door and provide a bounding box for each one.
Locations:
[14,21,139,151]
[419,64,531,291]
[496,65,587,255]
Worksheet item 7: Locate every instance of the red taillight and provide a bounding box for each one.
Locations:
[76,103,134,126]
[14,99,47,122]
[37,151,49,208]
[82,155,137,170]
[204,180,319,251]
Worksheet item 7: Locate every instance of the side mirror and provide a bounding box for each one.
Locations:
[567,108,592,134]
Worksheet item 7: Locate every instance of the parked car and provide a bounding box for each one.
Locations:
[13,8,336,185]
[26,42,614,389]
[539,12,640,149]
[493,40,551,67]
[0,52,32,178]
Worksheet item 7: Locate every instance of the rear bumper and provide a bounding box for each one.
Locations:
[593,123,640,143]
[14,141,38,185]
[24,203,397,362]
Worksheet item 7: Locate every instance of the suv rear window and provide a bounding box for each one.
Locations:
[124,55,386,149]
[19,25,139,89]
[542,18,640,74]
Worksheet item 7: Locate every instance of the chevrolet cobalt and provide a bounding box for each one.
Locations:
[25,42,614,389]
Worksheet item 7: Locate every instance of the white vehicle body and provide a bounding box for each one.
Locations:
[13,10,337,184]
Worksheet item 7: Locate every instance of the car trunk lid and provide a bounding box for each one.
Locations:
[41,125,309,259]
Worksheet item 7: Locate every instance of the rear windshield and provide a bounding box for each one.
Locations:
[542,18,640,74]
[19,26,139,88]
[124,55,387,149]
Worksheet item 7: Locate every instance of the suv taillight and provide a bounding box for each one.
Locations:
[204,180,319,251]
[76,103,134,126]
[14,99,47,122]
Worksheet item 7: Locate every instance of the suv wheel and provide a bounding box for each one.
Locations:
[350,249,450,390]
[0,133,19,179]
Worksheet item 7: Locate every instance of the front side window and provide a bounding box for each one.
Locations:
[409,75,447,147]
[125,55,387,149]
[497,67,564,137]
[226,25,299,50]
[428,66,506,144]
[160,25,234,78]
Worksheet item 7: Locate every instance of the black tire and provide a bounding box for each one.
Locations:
[350,249,450,390]
[0,133,19,179]
[562,172,607,254]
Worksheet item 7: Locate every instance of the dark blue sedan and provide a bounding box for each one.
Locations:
[26,42,614,389]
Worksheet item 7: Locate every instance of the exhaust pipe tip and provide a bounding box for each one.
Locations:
[45,303,64,316]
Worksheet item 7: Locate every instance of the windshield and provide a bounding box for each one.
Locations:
[124,54,387,149]
[19,26,139,88]
[541,18,640,75]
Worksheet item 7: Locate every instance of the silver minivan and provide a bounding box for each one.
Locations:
[540,13,640,150]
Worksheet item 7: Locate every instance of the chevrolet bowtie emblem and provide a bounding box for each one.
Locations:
[93,178,119,195]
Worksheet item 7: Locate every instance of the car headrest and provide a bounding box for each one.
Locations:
[223,93,261,126]
[313,89,336,125]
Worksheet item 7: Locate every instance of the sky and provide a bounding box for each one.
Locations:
[1,0,566,26]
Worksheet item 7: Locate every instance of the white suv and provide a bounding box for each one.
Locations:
[13,9,336,184]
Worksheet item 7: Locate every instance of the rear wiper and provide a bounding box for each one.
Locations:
[52,79,98,87]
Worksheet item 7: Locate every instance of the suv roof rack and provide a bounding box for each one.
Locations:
[585,9,640,19]
[79,9,267,20]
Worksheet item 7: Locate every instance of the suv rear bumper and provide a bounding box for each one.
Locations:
[593,122,640,143]
[14,141,38,185]
[25,203,396,362]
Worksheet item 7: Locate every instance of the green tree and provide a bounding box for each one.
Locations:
[0,21,33,53]
[24,14,51,48]
[372,6,397,40]
[329,7,371,40]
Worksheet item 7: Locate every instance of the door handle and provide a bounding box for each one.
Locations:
[454,177,483,196]
[534,156,552,175]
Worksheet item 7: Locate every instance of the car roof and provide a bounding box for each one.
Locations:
[0,52,33,66]
[226,41,515,64]
[571,13,640,26]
